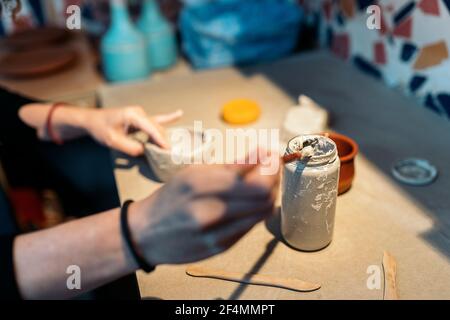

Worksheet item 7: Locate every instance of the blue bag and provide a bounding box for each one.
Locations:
[180,0,303,68]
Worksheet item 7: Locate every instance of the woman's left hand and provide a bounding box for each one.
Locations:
[20,103,182,156]
[86,106,183,156]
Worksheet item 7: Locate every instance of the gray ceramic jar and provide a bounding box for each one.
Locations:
[281,135,340,251]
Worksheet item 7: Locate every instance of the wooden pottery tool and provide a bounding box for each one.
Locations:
[186,265,321,293]
[237,152,303,179]
[382,251,399,300]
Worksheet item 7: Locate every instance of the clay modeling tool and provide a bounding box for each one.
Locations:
[239,139,317,178]
[282,151,302,164]
[186,265,321,292]
[238,152,304,178]
[382,251,399,300]
[236,151,308,179]
[282,138,318,164]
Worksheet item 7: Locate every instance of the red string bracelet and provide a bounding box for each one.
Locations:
[45,102,67,145]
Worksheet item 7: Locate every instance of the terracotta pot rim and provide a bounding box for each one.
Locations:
[323,132,359,163]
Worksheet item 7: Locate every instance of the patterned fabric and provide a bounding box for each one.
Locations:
[2,0,449,119]
[0,0,181,37]
[0,0,115,36]
[0,0,43,34]
[308,0,450,119]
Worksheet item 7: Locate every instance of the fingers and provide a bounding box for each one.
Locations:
[216,181,274,200]
[225,198,274,219]
[189,196,275,231]
[127,111,169,149]
[224,147,261,174]
[179,165,272,200]
[127,108,183,149]
[245,148,280,196]
[153,109,183,125]
[243,165,280,199]
[226,147,280,178]
[227,162,258,178]
[109,131,145,157]
[207,205,274,251]
[224,149,280,200]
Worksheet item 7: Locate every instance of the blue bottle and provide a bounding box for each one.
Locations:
[101,0,150,82]
[137,0,177,70]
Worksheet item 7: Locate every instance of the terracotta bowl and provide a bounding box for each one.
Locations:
[0,27,70,51]
[0,47,77,78]
[325,132,359,195]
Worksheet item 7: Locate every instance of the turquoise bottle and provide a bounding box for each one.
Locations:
[137,0,177,70]
[101,0,150,82]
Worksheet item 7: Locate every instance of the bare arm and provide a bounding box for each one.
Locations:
[14,207,138,299]
[12,159,279,299]
[18,103,90,142]
[19,103,183,155]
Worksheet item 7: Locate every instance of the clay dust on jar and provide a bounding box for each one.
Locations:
[281,135,340,251]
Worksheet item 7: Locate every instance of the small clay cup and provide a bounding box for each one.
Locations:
[325,132,359,195]
[144,127,213,182]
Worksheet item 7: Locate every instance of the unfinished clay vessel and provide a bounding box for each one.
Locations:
[144,127,213,182]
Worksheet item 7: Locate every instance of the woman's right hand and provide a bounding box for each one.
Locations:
[128,160,280,266]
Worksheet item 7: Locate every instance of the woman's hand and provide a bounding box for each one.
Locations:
[13,151,279,299]
[19,103,183,156]
[85,106,183,156]
[128,157,280,266]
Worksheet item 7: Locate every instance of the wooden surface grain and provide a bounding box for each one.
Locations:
[0,32,102,103]
[100,51,450,299]
[383,251,399,300]
[185,265,321,292]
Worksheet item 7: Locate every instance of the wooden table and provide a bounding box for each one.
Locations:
[0,31,192,106]
[100,51,450,300]
[0,32,102,105]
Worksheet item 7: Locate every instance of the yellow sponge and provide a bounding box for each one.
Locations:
[222,99,261,125]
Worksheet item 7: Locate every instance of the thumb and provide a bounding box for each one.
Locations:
[227,147,280,189]
[225,148,261,178]
[227,147,265,177]
[109,132,144,157]
[227,162,258,178]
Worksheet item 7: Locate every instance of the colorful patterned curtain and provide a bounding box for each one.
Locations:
[306,0,450,119]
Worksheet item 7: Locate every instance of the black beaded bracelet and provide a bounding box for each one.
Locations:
[120,200,155,273]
